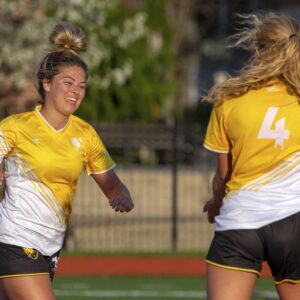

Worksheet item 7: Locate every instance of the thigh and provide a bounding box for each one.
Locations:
[0,282,9,300]
[1,274,55,300]
[206,264,257,300]
[276,282,300,300]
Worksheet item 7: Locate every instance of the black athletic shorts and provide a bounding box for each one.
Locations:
[0,242,60,281]
[206,211,300,284]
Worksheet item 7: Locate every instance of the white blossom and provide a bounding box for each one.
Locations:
[0,0,148,91]
[117,13,148,48]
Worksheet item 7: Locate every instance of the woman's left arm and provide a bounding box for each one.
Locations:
[203,152,231,223]
[91,169,134,213]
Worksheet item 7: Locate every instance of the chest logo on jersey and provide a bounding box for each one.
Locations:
[32,138,40,144]
[71,138,82,150]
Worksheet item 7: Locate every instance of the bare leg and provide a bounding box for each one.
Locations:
[206,264,257,300]
[276,282,300,300]
[1,275,55,300]
[0,282,9,300]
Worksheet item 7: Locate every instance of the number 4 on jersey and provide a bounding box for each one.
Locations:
[257,107,289,149]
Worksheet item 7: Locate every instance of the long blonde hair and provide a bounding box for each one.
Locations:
[204,12,300,103]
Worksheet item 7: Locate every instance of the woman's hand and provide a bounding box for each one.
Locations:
[91,169,134,213]
[0,172,9,188]
[0,172,9,201]
[109,192,134,213]
[203,198,223,223]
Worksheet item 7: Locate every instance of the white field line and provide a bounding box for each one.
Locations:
[55,290,205,298]
[54,289,279,299]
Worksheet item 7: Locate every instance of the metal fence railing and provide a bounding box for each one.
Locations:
[65,123,216,253]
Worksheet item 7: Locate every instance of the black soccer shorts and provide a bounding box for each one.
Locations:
[0,242,60,281]
[206,211,300,284]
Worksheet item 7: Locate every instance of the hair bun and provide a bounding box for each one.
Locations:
[49,22,87,55]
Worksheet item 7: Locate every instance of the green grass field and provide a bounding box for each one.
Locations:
[53,276,279,300]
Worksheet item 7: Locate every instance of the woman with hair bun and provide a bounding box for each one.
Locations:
[0,22,134,299]
[203,12,300,299]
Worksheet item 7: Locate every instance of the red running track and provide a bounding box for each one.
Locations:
[56,256,272,277]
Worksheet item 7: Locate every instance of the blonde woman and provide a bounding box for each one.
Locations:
[0,22,133,299]
[203,13,300,300]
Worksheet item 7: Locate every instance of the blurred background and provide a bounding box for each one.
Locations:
[3,1,300,299]
[1,0,300,256]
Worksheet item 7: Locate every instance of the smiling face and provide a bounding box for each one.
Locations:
[43,65,87,118]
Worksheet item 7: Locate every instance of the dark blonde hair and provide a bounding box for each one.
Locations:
[204,12,300,103]
[35,22,88,100]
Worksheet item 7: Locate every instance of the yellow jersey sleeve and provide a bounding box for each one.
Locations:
[0,115,17,161]
[85,126,115,175]
[204,103,230,153]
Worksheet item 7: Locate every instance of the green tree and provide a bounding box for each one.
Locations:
[49,0,175,123]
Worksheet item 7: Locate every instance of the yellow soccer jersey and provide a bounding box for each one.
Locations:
[0,105,115,255]
[204,81,300,230]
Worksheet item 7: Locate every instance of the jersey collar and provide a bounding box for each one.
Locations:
[35,105,70,133]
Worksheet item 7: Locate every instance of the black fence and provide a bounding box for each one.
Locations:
[65,123,216,253]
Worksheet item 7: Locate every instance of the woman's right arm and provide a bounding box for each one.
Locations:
[203,152,231,223]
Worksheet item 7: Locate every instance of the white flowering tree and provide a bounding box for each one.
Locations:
[0,0,175,123]
[0,1,49,91]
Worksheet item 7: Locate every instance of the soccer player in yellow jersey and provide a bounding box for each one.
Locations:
[0,22,133,300]
[203,13,300,300]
